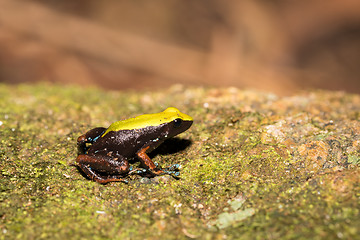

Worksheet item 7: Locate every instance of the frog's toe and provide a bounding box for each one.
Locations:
[114,178,129,184]
[169,171,180,177]
[162,164,181,177]
[164,163,181,171]
[128,168,147,175]
[161,169,180,178]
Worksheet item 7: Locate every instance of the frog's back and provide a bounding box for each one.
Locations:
[102,107,192,136]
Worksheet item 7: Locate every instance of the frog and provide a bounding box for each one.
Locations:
[75,107,193,184]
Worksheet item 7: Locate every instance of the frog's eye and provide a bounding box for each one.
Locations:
[173,118,183,128]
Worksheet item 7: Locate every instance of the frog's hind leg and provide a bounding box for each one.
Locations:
[77,127,106,154]
[75,154,129,184]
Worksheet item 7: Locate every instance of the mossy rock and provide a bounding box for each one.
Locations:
[1,84,359,239]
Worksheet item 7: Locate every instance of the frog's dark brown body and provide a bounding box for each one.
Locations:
[76,118,192,184]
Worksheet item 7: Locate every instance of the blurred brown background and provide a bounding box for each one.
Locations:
[0,0,359,95]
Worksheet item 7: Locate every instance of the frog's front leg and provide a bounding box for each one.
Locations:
[135,145,180,178]
[77,127,106,154]
[76,154,129,184]
[136,146,165,176]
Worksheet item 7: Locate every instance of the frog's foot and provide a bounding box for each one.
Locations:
[128,164,180,178]
[161,163,181,177]
[128,166,161,176]
[128,167,148,175]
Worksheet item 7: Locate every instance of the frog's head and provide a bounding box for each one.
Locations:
[161,107,193,138]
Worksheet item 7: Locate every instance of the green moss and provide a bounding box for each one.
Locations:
[1,84,359,239]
